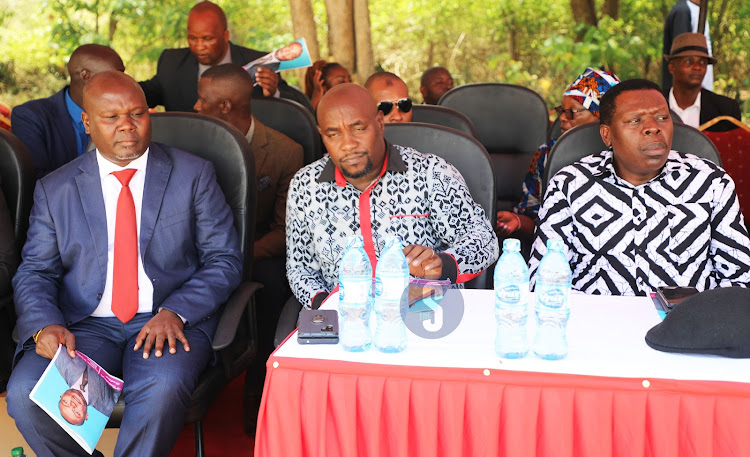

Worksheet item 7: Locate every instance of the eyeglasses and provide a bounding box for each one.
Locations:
[677,57,709,67]
[377,98,413,115]
[554,105,587,119]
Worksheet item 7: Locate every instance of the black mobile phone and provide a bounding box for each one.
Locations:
[656,286,699,310]
[297,309,339,344]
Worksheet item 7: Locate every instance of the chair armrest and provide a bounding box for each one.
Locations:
[212,281,263,351]
[273,295,302,348]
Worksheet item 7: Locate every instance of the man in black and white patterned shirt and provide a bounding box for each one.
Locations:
[530,79,750,295]
[286,84,498,308]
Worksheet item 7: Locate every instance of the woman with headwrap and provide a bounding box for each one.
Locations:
[496,68,621,249]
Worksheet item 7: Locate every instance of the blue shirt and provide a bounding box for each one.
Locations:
[64,89,89,156]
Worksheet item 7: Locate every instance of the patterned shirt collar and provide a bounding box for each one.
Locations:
[592,148,689,188]
[317,141,407,185]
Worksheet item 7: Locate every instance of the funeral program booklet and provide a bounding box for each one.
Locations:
[243,37,313,84]
[29,345,123,454]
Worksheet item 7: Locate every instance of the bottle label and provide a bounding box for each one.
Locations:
[375,275,409,300]
[538,287,567,309]
[496,284,528,307]
[340,279,371,303]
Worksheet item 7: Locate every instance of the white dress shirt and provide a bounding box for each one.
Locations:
[91,149,155,317]
[669,88,701,129]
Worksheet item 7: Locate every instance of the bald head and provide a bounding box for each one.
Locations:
[364,72,403,90]
[195,64,254,133]
[67,44,125,106]
[82,71,151,166]
[189,1,228,29]
[317,83,379,124]
[82,71,145,112]
[316,83,386,190]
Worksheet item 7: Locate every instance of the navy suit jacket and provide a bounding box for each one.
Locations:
[139,42,313,113]
[10,87,80,179]
[12,143,243,363]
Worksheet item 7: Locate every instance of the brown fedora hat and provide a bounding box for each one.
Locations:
[665,32,717,64]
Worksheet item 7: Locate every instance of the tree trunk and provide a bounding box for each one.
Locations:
[325,0,355,74]
[506,14,520,61]
[570,0,598,26]
[108,13,118,43]
[352,0,373,82]
[602,0,619,19]
[289,0,320,61]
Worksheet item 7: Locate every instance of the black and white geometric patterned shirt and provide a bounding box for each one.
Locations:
[530,149,750,295]
[286,143,499,307]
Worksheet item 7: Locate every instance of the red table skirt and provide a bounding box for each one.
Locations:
[255,356,750,457]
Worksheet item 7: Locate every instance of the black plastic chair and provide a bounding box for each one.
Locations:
[384,122,496,289]
[0,129,35,253]
[542,122,722,197]
[438,83,549,212]
[251,97,322,165]
[106,112,262,457]
[548,116,562,142]
[411,105,478,138]
[0,130,35,388]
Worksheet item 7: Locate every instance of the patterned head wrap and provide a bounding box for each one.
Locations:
[563,68,620,118]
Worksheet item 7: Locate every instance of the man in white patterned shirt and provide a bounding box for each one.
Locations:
[530,78,750,295]
[286,84,498,308]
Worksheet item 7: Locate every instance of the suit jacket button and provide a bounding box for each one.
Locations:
[97,293,102,300]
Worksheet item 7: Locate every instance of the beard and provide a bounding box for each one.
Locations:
[339,156,374,180]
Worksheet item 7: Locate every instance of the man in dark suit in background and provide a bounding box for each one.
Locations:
[664,33,741,132]
[662,0,713,92]
[139,1,312,113]
[7,71,242,457]
[193,63,303,433]
[11,44,125,178]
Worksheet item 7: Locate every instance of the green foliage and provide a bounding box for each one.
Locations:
[1,0,748,120]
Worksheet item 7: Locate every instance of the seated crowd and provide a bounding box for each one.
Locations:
[1,0,747,454]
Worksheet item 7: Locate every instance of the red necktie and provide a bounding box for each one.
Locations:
[112,169,138,323]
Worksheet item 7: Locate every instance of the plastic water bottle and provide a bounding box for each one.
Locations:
[373,236,409,353]
[533,239,572,360]
[493,238,530,358]
[338,235,373,352]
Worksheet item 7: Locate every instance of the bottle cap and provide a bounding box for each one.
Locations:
[11,448,25,457]
[502,238,521,252]
[545,239,565,252]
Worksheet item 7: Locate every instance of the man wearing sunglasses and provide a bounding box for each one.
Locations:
[664,33,741,132]
[364,72,413,124]
[286,84,498,309]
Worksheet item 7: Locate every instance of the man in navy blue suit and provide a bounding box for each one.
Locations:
[11,44,125,179]
[6,71,243,457]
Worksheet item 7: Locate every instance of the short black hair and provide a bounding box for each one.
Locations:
[201,62,253,87]
[599,78,663,126]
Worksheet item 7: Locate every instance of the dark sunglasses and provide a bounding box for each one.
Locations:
[377,98,413,115]
[554,105,587,119]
